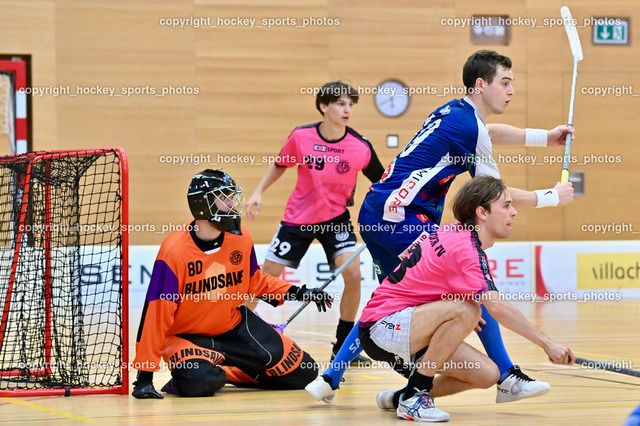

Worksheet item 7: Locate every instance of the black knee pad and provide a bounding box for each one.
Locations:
[171,359,227,397]
[282,351,318,389]
[260,351,318,390]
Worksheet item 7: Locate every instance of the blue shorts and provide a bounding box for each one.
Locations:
[358,205,437,282]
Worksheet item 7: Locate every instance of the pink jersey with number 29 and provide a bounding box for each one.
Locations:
[275,123,378,225]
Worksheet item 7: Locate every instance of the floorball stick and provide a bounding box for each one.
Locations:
[271,243,367,333]
[575,357,640,378]
[560,6,583,183]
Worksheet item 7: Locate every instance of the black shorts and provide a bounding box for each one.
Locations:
[265,211,357,269]
[173,306,317,389]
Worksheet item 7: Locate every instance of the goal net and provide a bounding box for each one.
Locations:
[0,147,129,396]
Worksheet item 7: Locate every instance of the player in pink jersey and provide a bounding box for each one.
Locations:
[246,81,385,362]
[358,176,575,422]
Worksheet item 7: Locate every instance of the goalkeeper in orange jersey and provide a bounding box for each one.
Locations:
[132,169,333,398]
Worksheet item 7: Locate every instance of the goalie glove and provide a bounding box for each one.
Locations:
[294,285,333,312]
[132,371,164,399]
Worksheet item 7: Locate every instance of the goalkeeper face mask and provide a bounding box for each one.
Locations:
[188,169,244,235]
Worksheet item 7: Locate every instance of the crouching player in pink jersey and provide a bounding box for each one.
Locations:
[246,81,385,363]
[358,176,575,422]
[307,50,573,405]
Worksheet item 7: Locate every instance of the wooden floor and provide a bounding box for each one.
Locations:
[1,300,639,425]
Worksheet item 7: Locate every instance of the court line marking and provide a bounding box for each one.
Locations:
[6,384,631,423]
[83,400,639,422]
[1,397,96,422]
[574,350,640,362]
[543,370,640,387]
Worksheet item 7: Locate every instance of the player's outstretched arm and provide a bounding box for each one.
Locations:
[246,164,287,220]
[480,291,575,365]
[507,187,537,208]
[488,123,525,145]
[488,123,574,147]
[507,182,574,209]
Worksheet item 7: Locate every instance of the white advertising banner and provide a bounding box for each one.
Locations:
[129,242,540,308]
[484,242,532,296]
[128,241,640,308]
[534,241,640,300]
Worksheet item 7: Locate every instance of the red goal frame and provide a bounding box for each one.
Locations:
[0,147,129,396]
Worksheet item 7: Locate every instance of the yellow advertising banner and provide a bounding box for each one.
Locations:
[577,252,640,289]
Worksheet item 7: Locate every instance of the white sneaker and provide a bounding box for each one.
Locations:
[376,389,398,410]
[496,365,551,403]
[397,390,450,422]
[305,375,337,404]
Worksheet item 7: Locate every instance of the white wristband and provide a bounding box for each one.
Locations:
[534,189,559,208]
[525,128,548,147]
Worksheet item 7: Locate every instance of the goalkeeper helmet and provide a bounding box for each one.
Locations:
[188,169,244,235]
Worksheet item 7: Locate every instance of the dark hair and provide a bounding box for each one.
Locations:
[452,176,507,226]
[315,81,359,115]
[462,50,512,93]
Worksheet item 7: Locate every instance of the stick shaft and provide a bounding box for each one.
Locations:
[282,243,367,327]
[561,58,579,183]
[560,6,582,183]
[567,58,580,124]
[575,357,640,378]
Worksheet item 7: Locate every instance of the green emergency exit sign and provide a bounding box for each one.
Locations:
[593,18,629,45]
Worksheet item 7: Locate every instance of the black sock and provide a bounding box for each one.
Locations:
[393,389,403,407]
[399,371,434,399]
[333,319,355,351]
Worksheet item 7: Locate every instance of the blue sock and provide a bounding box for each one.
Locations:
[322,322,363,389]
[624,403,640,426]
[476,304,513,381]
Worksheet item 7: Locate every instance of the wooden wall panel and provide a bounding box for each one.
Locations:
[525,2,640,240]
[55,1,197,240]
[524,2,571,241]
[0,0,637,244]
[0,1,56,153]
[194,2,330,242]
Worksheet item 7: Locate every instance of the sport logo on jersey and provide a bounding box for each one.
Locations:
[230,250,243,265]
[336,160,350,174]
[438,105,452,115]
[314,144,345,154]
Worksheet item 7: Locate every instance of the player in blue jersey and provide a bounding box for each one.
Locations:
[306,49,575,406]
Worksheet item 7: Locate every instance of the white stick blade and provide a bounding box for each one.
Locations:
[561,6,584,61]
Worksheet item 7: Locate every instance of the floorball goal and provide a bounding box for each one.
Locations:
[0,147,128,396]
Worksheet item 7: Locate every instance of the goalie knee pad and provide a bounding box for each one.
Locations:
[260,351,318,390]
[171,360,227,397]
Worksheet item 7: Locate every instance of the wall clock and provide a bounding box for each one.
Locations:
[374,79,410,118]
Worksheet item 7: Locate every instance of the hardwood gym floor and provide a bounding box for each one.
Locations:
[1,300,639,425]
